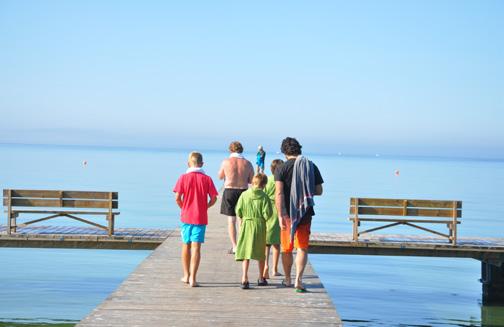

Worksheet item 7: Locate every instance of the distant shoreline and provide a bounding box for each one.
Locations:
[1,142,503,163]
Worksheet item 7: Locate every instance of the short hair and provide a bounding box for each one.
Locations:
[270,159,283,174]
[188,151,203,166]
[281,137,302,156]
[252,173,268,189]
[229,141,243,153]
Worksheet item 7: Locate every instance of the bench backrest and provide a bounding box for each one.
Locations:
[3,189,118,210]
[349,198,462,219]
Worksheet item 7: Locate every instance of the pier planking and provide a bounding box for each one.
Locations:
[0,225,172,250]
[76,202,342,327]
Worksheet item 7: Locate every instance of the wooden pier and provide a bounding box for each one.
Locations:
[76,203,342,327]
[0,225,172,250]
[309,232,504,304]
[309,232,504,261]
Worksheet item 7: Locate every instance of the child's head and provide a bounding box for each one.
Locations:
[188,151,203,168]
[229,141,244,154]
[252,173,268,189]
[270,159,283,175]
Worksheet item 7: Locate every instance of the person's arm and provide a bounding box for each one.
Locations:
[218,161,226,180]
[263,197,273,221]
[175,192,183,208]
[275,181,288,230]
[208,195,217,208]
[235,194,243,218]
[314,164,324,196]
[248,163,254,184]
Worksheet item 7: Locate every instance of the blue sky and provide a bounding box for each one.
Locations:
[1,1,503,158]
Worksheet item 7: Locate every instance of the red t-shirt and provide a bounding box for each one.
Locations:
[173,172,218,225]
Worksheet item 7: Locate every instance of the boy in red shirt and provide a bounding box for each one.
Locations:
[173,152,218,287]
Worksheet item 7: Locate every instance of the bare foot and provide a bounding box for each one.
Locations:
[180,277,189,284]
[273,271,283,277]
[189,282,200,287]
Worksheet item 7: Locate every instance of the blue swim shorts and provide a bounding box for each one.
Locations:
[180,223,206,244]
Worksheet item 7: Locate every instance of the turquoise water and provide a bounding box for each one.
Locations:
[0,144,503,326]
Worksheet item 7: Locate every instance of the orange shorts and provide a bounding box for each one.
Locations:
[280,219,311,253]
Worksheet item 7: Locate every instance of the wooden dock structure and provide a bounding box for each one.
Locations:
[76,203,342,326]
[309,232,504,305]
[310,232,504,261]
[0,225,172,250]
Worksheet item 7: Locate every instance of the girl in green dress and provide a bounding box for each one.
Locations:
[235,174,272,289]
[262,159,283,279]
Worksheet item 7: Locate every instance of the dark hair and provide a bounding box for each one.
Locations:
[229,141,243,153]
[280,137,302,156]
[270,159,283,174]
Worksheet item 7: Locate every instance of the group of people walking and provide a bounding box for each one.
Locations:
[173,137,323,292]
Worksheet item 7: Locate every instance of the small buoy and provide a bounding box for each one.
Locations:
[83,160,88,167]
[394,169,400,176]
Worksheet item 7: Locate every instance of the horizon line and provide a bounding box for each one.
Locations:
[1,141,503,163]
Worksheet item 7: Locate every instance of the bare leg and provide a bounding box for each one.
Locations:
[294,248,308,289]
[263,245,271,279]
[242,259,250,284]
[189,242,201,287]
[181,243,190,283]
[228,216,237,251]
[282,252,293,286]
[258,259,266,281]
[271,244,280,275]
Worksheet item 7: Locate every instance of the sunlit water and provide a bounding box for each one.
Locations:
[0,144,503,326]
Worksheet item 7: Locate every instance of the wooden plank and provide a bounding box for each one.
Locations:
[6,189,12,235]
[11,210,118,215]
[349,217,461,224]
[4,189,62,198]
[402,222,450,238]
[350,198,462,209]
[352,197,359,241]
[452,200,458,245]
[350,206,462,218]
[76,197,342,327]
[4,189,118,200]
[5,198,118,209]
[64,213,108,230]
[63,191,118,200]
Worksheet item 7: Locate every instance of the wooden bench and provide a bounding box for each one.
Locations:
[3,189,119,236]
[349,197,462,245]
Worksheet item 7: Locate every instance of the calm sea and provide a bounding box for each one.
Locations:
[0,144,503,326]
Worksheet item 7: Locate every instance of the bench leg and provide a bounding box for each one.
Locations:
[108,214,114,236]
[451,223,457,246]
[352,220,359,241]
[6,212,11,236]
[8,214,17,234]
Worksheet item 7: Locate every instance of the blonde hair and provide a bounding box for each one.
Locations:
[188,151,203,167]
[252,173,268,189]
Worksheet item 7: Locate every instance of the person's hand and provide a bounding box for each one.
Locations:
[279,215,289,230]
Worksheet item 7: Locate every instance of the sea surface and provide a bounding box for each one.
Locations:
[0,144,503,326]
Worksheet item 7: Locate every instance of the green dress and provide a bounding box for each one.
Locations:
[263,175,281,245]
[235,188,273,261]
